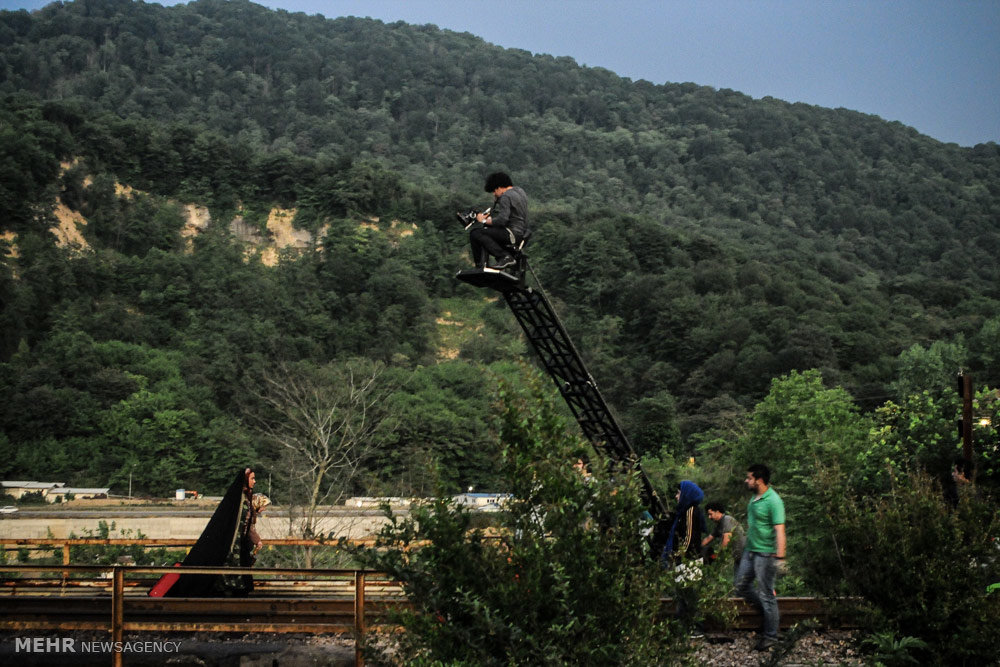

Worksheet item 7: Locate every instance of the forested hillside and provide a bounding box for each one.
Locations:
[1,0,998,499]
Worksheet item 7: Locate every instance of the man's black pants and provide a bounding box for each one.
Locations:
[470,226,515,267]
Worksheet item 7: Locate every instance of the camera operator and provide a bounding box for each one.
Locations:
[470,172,528,270]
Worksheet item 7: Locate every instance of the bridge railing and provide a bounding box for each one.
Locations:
[0,563,402,667]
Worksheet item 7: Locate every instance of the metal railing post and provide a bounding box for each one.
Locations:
[62,543,70,584]
[354,570,366,667]
[112,565,124,667]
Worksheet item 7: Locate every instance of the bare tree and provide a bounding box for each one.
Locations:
[247,358,399,566]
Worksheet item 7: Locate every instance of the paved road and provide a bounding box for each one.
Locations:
[3,508,395,519]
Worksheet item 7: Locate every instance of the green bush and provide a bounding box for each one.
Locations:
[17,491,48,505]
[861,631,929,667]
[800,467,1000,665]
[358,369,686,665]
[69,520,174,566]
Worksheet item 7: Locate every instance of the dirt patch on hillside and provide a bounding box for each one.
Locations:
[229,217,264,244]
[434,309,487,362]
[389,219,416,239]
[261,208,311,266]
[181,204,211,238]
[51,202,90,251]
[1,230,17,259]
[266,208,307,247]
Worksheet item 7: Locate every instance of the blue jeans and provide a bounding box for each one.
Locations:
[735,550,779,639]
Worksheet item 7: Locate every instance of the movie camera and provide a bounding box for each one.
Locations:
[456,207,491,231]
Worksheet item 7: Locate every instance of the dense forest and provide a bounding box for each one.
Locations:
[1,0,999,502]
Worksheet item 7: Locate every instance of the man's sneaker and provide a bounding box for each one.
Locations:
[754,636,778,651]
[491,255,517,271]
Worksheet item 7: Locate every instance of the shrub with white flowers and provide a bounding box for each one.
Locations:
[673,558,704,586]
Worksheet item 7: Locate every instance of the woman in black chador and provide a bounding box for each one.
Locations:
[154,467,258,597]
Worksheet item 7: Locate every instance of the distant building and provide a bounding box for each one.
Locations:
[1,481,63,500]
[47,486,110,501]
[345,496,414,508]
[453,493,510,511]
[453,492,506,507]
[343,494,510,511]
[1,481,109,502]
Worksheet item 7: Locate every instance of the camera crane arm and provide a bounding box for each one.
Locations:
[456,258,668,522]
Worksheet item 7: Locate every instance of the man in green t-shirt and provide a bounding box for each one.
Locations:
[735,463,786,651]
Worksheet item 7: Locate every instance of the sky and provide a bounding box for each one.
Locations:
[2,0,998,147]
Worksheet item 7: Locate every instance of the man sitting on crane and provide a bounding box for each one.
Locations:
[470,171,529,271]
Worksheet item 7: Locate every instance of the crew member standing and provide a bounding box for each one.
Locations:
[735,464,786,651]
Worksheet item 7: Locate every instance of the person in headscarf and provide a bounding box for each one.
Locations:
[151,467,258,597]
[661,480,706,566]
[661,480,706,637]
